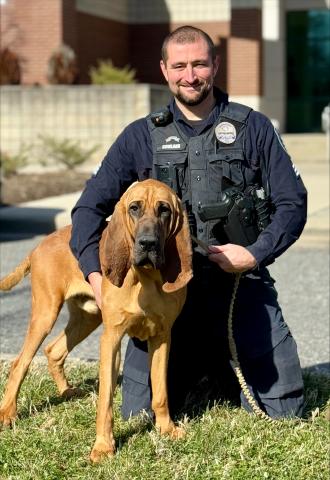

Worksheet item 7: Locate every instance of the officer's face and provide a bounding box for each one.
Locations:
[160,37,219,107]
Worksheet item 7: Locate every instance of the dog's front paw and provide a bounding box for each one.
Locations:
[169,425,185,439]
[157,420,186,439]
[90,438,115,463]
[61,387,84,399]
[0,407,16,430]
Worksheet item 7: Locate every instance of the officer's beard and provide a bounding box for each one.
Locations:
[174,81,213,107]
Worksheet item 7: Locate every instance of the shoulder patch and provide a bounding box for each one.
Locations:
[273,127,300,177]
[215,122,237,144]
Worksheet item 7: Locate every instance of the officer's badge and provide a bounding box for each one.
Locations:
[215,122,237,144]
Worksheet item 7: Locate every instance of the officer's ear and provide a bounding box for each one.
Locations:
[213,55,220,78]
[160,60,168,82]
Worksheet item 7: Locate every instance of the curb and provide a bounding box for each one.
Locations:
[0,192,81,235]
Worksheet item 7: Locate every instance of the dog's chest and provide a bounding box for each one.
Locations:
[126,311,164,341]
[104,270,182,341]
[120,281,171,341]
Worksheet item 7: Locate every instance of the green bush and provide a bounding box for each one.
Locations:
[0,145,31,177]
[39,135,98,170]
[89,59,136,84]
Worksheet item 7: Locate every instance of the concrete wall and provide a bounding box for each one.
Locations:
[0,85,171,164]
[1,85,328,179]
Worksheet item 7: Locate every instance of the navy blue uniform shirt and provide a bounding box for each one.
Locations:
[70,88,307,279]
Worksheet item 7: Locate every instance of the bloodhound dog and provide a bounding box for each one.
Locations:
[0,179,193,462]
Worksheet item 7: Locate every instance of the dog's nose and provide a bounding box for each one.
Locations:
[138,236,157,251]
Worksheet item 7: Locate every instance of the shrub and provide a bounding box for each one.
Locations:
[47,44,78,85]
[0,145,31,177]
[89,59,136,84]
[38,135,98,170]
[0,47,21,85]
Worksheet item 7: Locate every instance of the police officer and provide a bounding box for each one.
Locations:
[70,26,307,419]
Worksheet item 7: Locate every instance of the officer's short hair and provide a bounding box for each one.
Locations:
[161,26,216,64]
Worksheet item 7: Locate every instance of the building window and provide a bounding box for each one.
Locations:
[286,10,330,132]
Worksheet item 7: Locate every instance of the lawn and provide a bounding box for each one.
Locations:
[0,362,329,480]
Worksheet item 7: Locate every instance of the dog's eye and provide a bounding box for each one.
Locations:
[158,203,171,217]
[129,203,140,215]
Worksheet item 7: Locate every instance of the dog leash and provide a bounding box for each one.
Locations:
[226,272,275,422]
[191,234,275,422]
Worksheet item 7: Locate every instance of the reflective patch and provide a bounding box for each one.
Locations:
[292,163,300,178]
[161,143,181,149]
[93,162,102,176]
[162,135,181,150]
[215,122,237,144]
[165,135,180,143]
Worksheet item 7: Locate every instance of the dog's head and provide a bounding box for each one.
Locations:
[100,179,193,292]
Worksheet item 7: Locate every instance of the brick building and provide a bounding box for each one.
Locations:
[0,0,329,131]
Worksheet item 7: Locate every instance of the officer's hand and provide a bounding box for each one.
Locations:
[208,244,257,273]
[88,271,103,309]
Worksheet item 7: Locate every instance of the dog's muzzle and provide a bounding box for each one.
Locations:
[134,234,164,269]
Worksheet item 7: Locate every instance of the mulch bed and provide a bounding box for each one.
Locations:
[1,171,90,205]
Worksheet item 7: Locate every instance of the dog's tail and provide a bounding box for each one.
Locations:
[0,256,31,291]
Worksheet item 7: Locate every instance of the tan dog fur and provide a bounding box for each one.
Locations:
[0,179,193,462]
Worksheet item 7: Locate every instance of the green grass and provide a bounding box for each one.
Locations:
[0,362,329,480]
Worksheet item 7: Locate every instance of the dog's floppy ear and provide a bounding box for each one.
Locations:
[100,201,132,287]
[161,209,193,293]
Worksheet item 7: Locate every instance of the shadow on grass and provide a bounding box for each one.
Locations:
[17,373,153,451]
[116,417,154,452]
[171,374,242,422]
[302,368,330,418]
[172,369,330,422]
[17,375,99,420]
[16,374,123,421]
[10,368,330,428]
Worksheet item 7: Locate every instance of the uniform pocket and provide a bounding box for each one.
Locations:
[153,153,187,194]
[208,150,245,191]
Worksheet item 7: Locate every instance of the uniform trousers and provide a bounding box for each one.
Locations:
[121,255,304,419]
